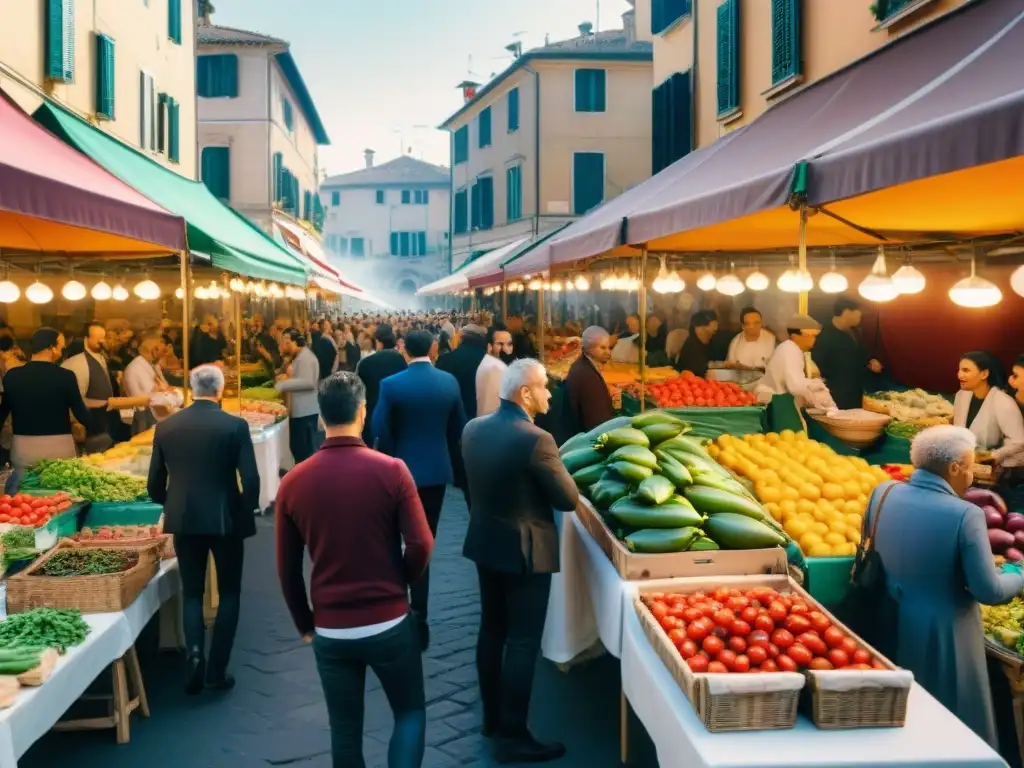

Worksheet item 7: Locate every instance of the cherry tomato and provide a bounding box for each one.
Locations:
[771,629,794,649]
[809,657,834,671]
[788,643,813,667]
[679,640,699,659]
[747,645,768,665]
[768,601,788,623]
[798,633,828,657]
[824,626,847,649]
[650,601,669,619]
[776,654,798,672]
[668,628,687,645]
[766,642,781,659]
[760,658,779,672]
[728,636,747,653]
[712,587,731,603]
[852,649,872,665]
[871,659,887,670]
[827,649,850,668]
[707,661,728,674]
[687,655,710,673]
[732,654,751,673]
[687,620,712,641]
[840,637,859,657]
[808,611,831,633]
[698,602,716,618]
[730,619,751,637]
[712,609,736,628]
[726,595,750,612]
[702,635,725,656]
[740,606,759,624]
[716,650,737,671]
[789,602,810,615]
[754,614,775,634]
[784,615,811,635]
[659,616,678,631]
[682,607,703,623]
[747,630,770,648]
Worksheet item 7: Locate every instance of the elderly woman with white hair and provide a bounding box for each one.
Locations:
[564,326,615,435]
[862,424,1023,748]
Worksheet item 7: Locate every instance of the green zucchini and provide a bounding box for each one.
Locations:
[593,427,650,453]
[657,456,693,489]
[625,526,701,554]
[664,449,732,479]
[608,444,659,470]
[559,433,590,455]
[704,513,786,549]
[684,485,768,521]
[640,422,685,446]
[657,435,711,457]
[690,470,756,500]
[631,411,685,429]
[605,461,654,484]
[562,447,605,475]
[635,475,676,506]
[583,416,633,443]
[608,497,704,528]
[572,463,607,491]
[0,651,43,675]
[688,537,721,551]
[588,478,630,510]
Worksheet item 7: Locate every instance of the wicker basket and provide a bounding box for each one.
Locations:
[6,539,160,614]
[67,533,175,560]
[809,410,891,449]
[807,672,910,729]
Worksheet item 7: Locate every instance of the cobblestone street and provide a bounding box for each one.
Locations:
[22,493,659,767]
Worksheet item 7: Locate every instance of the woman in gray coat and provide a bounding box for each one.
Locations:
[867,425,1024,748]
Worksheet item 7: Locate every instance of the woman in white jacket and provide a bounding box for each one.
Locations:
[952,351,1024,455]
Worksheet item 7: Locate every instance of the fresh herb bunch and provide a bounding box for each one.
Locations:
[38,549,139,577]
[2,548,38,570]
[1,527,35,550]
[0,608,90,653]
[30,459,147,502]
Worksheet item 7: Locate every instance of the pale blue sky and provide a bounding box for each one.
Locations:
[208,0,632,176]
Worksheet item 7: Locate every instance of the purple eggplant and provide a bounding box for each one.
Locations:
[986,507,1007,529]
[1006,547,1024,563]
[965,487,1008,516]
[989,528,1015,554]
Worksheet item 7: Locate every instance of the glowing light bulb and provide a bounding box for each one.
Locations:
[62,280,86,301]
[26,281,53,304]
[91,281,112,301]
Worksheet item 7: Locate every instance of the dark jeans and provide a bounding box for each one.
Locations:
[289,414,320,464]
[313,615,425,768]
[475,566,552,736]
[174,534,245,675]
[409,485,445,625]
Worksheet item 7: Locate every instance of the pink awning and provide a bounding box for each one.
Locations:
[468,270,504,289]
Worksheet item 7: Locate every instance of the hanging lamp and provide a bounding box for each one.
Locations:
[858,247,899,303]
[949,249,1002,308]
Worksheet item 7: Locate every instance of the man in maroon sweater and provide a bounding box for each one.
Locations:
[275,372,434,768]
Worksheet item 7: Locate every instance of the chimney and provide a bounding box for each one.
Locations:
[505,41,523,59]
[197,0,215,25]
[578,21,594,36]
[363,149,375,169]
[622,9,635,41]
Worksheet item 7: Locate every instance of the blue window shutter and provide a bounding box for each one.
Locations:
[479,107,492,148]
[573,153,604,215]
[47,0,75,82]
[454,126,469,164]
[508,88,519,131]
[198,55,239,98]
[417,232,427,254]
[272,152,283,202]
[168,0,181,44]
[575,70,606,113]
[390,232,399,255]
[652,71,692,174]
[401,190,411,205]
[167,97,180,163]
[771,0,801,84]
[303,190,312,220]
[506,166,522,221]
[283,99,294,131]
[716,0,740,117]
[479,177,494,229]
[422,190,429,205]
[454,190,468,234]
[331,190,340,206]
[95,34,115,119]
[376,190,385,204]
[201,146,231,201]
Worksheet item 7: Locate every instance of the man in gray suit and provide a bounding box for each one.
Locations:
[276,328,321,464]
[461,359,578,764]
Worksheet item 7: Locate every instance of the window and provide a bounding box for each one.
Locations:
[95,34,115,119]
[506,165,522,222]
[350,237,365,257]
[303,190,313,221]
[651,0,691,35]
[139,71,156,151]
[313,196,324,231]
[168,0,182,44]
[453,126,469,164]
[167,97,180,162]
[470,176,494,230]
[331,190,340,206]
[716,0,740,117]
[453,189,468,235]
[272,152,283,202]
[771,0,801,85]
[652,71,692,174]
[507,87,519,132]
[574,69,607,113]
[478,106,492,148]
[414,190,429,204]
[282,98,294,131]
[157,93,167,151]
[279,168,297,213]
[389,231,429,257]
[46,0,75,82]
[375,190,385,205]
[200,146,231,201]
[572,152,604,215]
[876,0,914,20]
[197,54,239,98]
[401,190,411,205]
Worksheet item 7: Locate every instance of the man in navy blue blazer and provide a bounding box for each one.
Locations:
[372,329,466,650]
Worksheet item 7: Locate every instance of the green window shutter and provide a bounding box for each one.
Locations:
[575,70,606,113]
[454,126,469,164]
[331,190,340,206]
[167,97,180,162]
[417,232,427,255]
[573,152,605,215]
[283,99,294,131]
[716,0,740,117]
[508,88,519,131]
[506,166,522,222]
[156,92,167,152]
[376,190,385,204]
[653,71,693,173]
[479,107,492,148]
[303,190,312,221]
[313,196,325,231]
[95,34,115,119]
[470,183,481,230]
[475,177,494,230]
[390,232,399,255]
[652,0,691,35]
[198,55,239,98]
[272,153,283,202]
[201,146,231,201]
[350,238,364,257]
[454,190,468,234]
[401,190,411,204]
[771,0,801,84]
[47,0,75,82]
[168,0,181,44]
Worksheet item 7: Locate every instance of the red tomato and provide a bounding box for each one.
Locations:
[712,625,730,641]
[730,619,751,637]
[765,643,781,659]
[784,615,811,635]
[712,609,736,628]
[788,643,813,667]
[20,504,31,516]
[682,607,703,623]
[727,636,747,653]
[847,663,873,670]
[747,630,770,648]
[732,654,751,673]
[776,654,798,672]
[726,595,750,612]
[0,504,10,515]
[650,601,669,618]
[679,640,699,659]
[697,602,716,618]
[771,629,794,649]
[840,637,859,657]
[0,495,9,504]
[809,657,834,671]
[789,602,810,615]
[707,661,729,674]
[716,650,737,671]
[760,658,779,672]
[871,659,887,670]
[747,645,768,665]
[687,655,710,672]
[687,620,712,641]
[768,601,788,623]
[0,515,8,523]
[852,649,872,665]
[827,649,850,668]
[824,626,847,649]
[30,499,45,509]
[808,611,831,633]
[712,587,731,603]
[702,635,725,656]
[668,628,687,645]
[754,614,775,634]
[659,616,679,631]
[739,606,759,624]
[798,633,828,657]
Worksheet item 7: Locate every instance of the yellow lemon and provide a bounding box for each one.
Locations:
[843,481,862,499]
[811,507,828,523]
[847,530,861,546]
[843,500,862,516]
[780,429,796,442]
[799,532,824,551]
[807,543,834,558]
[782,486,801,502]
[838,542,858,556]
[798,483,822,502]
[810,521,830,536]
[779,499,798,518]
[821,483,845,501]
[795,498,816,516]
[823,531,847,547]
[845,512,863,530]
[765,502,783,522]
[784,518,810,538]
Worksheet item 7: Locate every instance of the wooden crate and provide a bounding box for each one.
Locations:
[576,497,788,581]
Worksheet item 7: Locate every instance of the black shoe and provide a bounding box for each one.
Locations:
[494,733,566,764]
[206,673,235,691]
[185,652,206,696]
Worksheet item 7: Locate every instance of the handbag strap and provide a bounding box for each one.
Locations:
[863,481,900,554]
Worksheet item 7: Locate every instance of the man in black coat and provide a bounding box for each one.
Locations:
[355,324,407,445]
[147,365,260,695]
[311,319,339,381]
[462,359,578,764]
[435,324,487,506]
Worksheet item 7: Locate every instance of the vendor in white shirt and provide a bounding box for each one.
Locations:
[953,351,1024,457]
[475,326,514,416]
[725,306,776,370]
[610,314,641,364]
[123,335,172,434]
[758,314,837,411]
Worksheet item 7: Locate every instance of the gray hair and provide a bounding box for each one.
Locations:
[499,358,546,401]
[190,365,225,398]
[910,425,977,475]
[581,325,609,352]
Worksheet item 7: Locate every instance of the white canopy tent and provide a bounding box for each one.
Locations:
[416,237,530,296]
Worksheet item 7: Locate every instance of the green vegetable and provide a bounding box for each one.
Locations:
[559,433,591,455]
[0,608,90,653]
[608,497,704,529]
[886,421,923,440]
[38,549,139,577]
[690,469,756,500]
[240,386,281,401]
[662,449,731,479]
[639,422,685,446]
[688,537,721,551]
[562,448,605,475]
[704,513,786,549]
[657,435,711,457]
[657,456,693,489]
[30,459,147,503]
[588,478,630,510]
[684,485,768,521]
[593,427,649,453]
[571,464,606,491]
[1,528,35,550]
[631,411,686,429]
[583,416,633,443]
[0,648,44,675]
[2,548,38,570]
[625,526,701,554]
[605,461,654,484]
[607,445,660,470]
[635,475,676,506]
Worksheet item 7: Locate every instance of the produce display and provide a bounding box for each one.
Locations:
[982,598,1024,654]
[885,421,927,440]
[865,389,953,424]
[626,372,759,408]
[0,608,90,654]
[0,492,74,527]
[881,464,914,482]
[37,548,140,577]
[130,428,155,446]
[565,412,789,554]
[224,398,289,428]
[23,460,148,503]
[641,586,886,673]
[240,386,281,401]
[711,431,892,557]
[973,488,1024,563]
[81,442,153,478]
[74,524,162,542]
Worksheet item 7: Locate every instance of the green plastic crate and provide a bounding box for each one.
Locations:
[15,490,90,550]
[83,501,163,528]
[804,555,855,612]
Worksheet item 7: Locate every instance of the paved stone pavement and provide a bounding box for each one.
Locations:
[23,492,660,767]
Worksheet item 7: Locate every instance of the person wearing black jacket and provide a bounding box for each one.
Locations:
[812,297,884,411]
[675,310,719,378]
[355,325,407,445]
[436,325,487,506]
[147,364,260,695]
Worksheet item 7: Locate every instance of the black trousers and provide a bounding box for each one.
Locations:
[174,534,245,675]
[289,414,320,465]
[313,615,425,768]
[475,566,552,736]
[409,485,445,624]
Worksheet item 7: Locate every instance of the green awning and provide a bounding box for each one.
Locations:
[34,102,308,285]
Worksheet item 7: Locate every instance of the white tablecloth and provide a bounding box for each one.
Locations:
[250,420,288,510]
[619,590,1007,768]
[0,560,182,767]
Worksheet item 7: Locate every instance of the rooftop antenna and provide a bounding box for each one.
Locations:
[596,0,600,33]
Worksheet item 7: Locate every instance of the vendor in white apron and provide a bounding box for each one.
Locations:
[123,334,172,434]
[953,351,1024,456]
[725,307,776,370]
[62,322,115,454]
[757,314,837,412]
